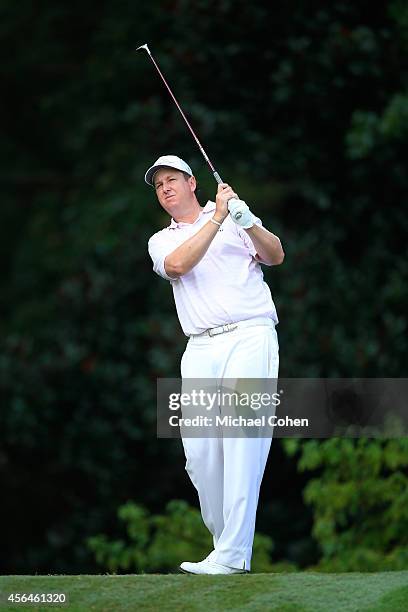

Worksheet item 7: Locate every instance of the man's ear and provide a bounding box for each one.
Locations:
[188,175,197,193]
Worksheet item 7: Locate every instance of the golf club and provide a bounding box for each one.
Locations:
[136,44,242,219]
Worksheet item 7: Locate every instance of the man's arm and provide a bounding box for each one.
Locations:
[165,219,221,277]
[227,198,284,266]
[164,183,237,278]
[244,224,285,266]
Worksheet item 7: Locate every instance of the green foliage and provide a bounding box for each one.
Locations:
[87,499,284,574]
[346,91,408,159]
[284,439,408,571]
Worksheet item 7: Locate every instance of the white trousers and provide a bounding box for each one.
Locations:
[180,321,279,571]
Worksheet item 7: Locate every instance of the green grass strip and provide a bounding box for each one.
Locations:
[0,571,407,612]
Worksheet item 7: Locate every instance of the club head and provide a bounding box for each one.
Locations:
[136,44,151,54]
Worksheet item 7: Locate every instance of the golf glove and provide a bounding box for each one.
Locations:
[228,199,255,229]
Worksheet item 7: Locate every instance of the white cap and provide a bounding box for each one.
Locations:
[144,155,193,186]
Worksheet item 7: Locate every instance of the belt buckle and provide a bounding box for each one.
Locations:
[208,323,237,337]
[208,326,223,337]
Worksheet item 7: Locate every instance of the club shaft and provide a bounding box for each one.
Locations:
[144,50,223,184]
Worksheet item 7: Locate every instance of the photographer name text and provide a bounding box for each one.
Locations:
[168,415,309,428]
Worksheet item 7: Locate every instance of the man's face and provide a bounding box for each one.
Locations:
[153,168,196,215]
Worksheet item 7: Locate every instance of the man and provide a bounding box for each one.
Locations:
[146,155,284,575]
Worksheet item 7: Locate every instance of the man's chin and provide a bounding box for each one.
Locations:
[161,200,179,215]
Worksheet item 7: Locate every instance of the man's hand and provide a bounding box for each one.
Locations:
[215,183,238,223]
[228,199,255,229]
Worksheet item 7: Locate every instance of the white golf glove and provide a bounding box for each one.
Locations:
[228,198,255,229]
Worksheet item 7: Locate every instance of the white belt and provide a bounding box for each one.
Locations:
[189,317,275,338]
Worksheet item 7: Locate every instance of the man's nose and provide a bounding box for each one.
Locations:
[162,181,171,193]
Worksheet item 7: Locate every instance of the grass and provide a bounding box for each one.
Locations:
[0,571,408,612]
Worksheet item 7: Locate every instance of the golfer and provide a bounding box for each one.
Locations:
[146,155,284,574]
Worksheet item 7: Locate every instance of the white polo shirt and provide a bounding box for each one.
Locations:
[148,201,279,336]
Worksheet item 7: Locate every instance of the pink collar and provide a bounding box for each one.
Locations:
[169,201,216,229]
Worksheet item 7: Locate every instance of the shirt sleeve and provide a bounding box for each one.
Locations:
[148,231,179,282]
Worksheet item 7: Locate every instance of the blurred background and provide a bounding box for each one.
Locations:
[1,1,407,574]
